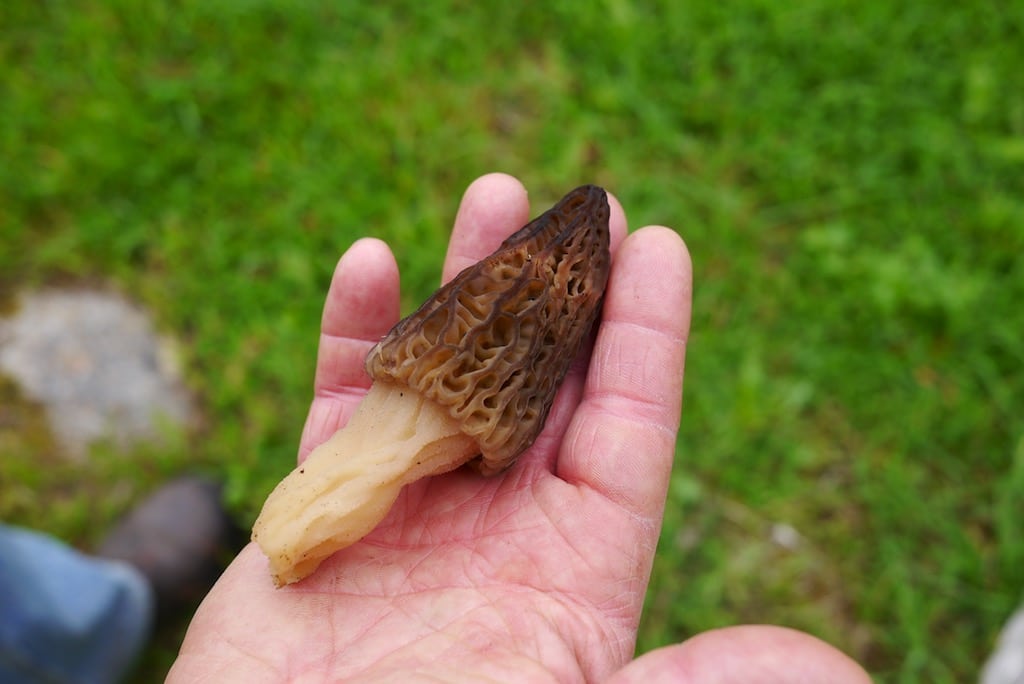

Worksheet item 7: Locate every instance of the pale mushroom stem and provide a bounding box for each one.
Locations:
[251,382,478,587]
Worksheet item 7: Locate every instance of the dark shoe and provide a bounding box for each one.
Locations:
[97,476,239,608]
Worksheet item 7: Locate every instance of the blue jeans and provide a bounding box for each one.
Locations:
[0,524,154,684]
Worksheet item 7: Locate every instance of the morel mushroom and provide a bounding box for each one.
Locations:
[251,185,611,586]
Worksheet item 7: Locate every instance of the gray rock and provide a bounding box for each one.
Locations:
[0,288,193,458]
[981,605,1024,684]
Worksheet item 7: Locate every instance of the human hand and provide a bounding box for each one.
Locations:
[168,173,869,683]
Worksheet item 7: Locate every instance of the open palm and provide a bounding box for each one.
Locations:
[169,174,868,683]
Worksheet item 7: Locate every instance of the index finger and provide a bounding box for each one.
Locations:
[556,226,692,518]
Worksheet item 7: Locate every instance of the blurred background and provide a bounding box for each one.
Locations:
[2,1,1022,681]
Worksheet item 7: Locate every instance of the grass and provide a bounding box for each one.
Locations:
[2,1,1023,681]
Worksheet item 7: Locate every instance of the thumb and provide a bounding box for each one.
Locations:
[607,625,871,684]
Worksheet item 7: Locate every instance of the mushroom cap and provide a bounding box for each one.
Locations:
[365,184,611,474]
